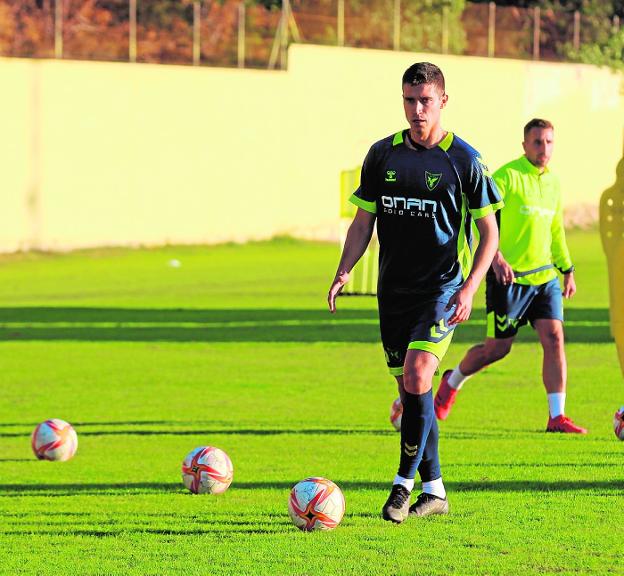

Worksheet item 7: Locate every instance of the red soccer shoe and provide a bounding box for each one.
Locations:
[546,415,588,434]
[434,370,458,421]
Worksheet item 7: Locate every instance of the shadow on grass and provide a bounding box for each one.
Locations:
[3,511,95,518]
[3,514,291,537]
[7,517,291,527]
[0,307,612,344]
[447,461,621,469]
[0,427,545,439]
[0,428,397,439]
[0,482,182,497]
[3,422,601,440]
[0,527,284,537]
[0,420,182,429]
[0,479,622,497]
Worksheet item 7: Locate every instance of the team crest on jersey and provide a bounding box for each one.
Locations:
[385,170,397,182]
[425,171,442,191]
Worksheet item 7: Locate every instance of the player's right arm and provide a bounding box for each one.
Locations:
[328,208,376,313]
[329,143,380,313]
[491,251,514,285]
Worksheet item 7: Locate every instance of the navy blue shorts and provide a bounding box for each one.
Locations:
[379,297,457,376]
[485,276,564,339]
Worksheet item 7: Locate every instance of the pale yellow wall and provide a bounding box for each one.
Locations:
[33,60,292,249]
[291,45,624,225]
[0,45,622,251]
[0,60,35,251]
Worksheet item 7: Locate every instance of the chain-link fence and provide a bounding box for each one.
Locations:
[0,0,621,68]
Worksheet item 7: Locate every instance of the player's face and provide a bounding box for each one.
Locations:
[402,83,447,136]
[523,127,554,169]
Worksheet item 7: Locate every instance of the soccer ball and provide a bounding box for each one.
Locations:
[288,477,345,531]
[181,446,233,494]
[31,419,78,461]
[613,407,624,440]
[390,397,402,431]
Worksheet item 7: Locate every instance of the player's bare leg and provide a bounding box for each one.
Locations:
[458,337,514,375]
[534,319,587,433]
[435,338,513,419]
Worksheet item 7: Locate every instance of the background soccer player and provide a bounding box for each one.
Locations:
[435,118,587,434]
[328,62,502,524]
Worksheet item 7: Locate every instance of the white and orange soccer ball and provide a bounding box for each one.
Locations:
[390,397,402,431]
[288,477,345,531]
[613,407,624,440]
[31,419,78,461]
[181,446,233,494]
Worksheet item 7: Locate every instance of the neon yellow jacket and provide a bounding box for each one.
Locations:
[493,155,573,286]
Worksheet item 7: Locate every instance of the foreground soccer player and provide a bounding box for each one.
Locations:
[328,63,502,523]
[435,119,587,434]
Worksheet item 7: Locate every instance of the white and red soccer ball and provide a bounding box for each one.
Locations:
[390,397,402,431]
[614,407,624,440]
[288,477,345,531]
[181,446,233,494]
[31,419,78,461]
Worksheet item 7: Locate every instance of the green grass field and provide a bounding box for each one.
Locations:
[0,231,622,576]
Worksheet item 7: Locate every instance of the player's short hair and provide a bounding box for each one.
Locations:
[402,62,445,94]
[524,118,554,138]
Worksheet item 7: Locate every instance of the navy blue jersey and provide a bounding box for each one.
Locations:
[350,130,503,306]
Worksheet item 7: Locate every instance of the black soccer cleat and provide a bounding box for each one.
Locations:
[381,484,411,524]
[408,492,449,517]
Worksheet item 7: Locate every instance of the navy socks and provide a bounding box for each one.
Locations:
[398,389,439,480]
[418,409,441,482]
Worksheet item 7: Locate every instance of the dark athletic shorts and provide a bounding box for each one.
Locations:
[379,296,457,376]
[485,276,563,339]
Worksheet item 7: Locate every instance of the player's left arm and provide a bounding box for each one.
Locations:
[447,213,499,324]
[447,150,504,324]
[551,190,576,298]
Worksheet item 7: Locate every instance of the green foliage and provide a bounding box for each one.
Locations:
[256,0,282,9]
[401,0,467,54]
[568,27,624,71]
[338,0,466,54]
[137,0,194,27]
[538,0,615,60]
